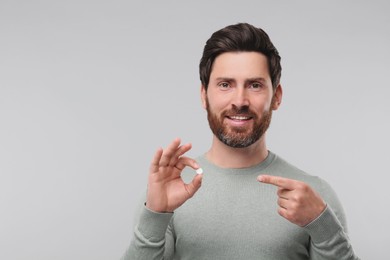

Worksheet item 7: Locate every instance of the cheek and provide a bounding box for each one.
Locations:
[208,102,226,116]
[255,97,273,111]
[207,93,231,112]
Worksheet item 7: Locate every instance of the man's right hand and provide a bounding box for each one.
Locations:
[146,138,203,213]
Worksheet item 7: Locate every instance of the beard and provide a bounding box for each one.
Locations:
[206,98,273,148]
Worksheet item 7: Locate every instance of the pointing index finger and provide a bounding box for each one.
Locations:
[258,175,296,190]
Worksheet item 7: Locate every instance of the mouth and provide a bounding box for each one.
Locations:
[225,115,254,127]
[226,115,253,121]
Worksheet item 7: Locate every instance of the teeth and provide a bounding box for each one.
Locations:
[230,116,250,120]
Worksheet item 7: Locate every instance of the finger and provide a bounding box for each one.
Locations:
[150,147,163,173]
[258,175,296,190]
[168,143,192,166]
[278,207,289,220]
[184,173,203,198]
[277,197,289,209]
[159,138,181,166]
[277,187,290,199]
[175,156,199,172]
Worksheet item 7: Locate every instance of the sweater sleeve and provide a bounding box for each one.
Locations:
[302,177,360,260]
[303,206,360,260]
[121,206,175,260]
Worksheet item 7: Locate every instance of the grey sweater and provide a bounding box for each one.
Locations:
[123,151,359,259]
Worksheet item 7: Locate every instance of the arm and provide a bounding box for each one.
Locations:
[121,138,203,260]
[258,175,359,260]
[304,205,359,260]
[121,206,174,260]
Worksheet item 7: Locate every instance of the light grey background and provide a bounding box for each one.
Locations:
[1,1,389,259]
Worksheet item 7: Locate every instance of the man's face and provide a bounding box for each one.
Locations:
[201,51,282,148]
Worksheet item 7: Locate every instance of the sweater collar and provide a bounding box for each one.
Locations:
[197,151,276,175]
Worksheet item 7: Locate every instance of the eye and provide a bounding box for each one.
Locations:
[218,82,231,89]
[249,82,263,90]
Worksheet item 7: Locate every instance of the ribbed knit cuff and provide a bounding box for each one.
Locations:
[303,205,343,244]
[136,206,174,242]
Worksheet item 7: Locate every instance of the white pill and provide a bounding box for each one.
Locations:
[196,168,203,174]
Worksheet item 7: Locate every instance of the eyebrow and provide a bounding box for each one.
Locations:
[215,77,267,83]
[246,77,267,83]
[215,77,234,82]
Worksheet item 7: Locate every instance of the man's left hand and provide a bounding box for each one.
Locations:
[258,175,326,227]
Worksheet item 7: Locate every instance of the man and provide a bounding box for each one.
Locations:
[122,23,359,259]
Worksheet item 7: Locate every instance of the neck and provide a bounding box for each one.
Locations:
[206,135,269,168]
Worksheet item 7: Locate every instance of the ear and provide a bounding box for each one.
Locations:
[200,85,207,109]
[271,84,283,110]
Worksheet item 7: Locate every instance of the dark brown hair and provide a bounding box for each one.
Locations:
[199,23,282,90]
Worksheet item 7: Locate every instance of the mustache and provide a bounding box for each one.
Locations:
[222,106,257,118]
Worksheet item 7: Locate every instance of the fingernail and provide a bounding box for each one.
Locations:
[196,168,203,175]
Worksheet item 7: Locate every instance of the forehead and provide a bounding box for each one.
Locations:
[210,51,271,80]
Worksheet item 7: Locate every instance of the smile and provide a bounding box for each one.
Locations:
[227,115,252,121]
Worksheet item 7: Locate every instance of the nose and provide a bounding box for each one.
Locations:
[232,87,249,108]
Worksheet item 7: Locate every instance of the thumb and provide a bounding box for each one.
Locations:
[185,173,203,198]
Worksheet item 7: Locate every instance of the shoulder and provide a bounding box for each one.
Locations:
[269,153,328,189]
